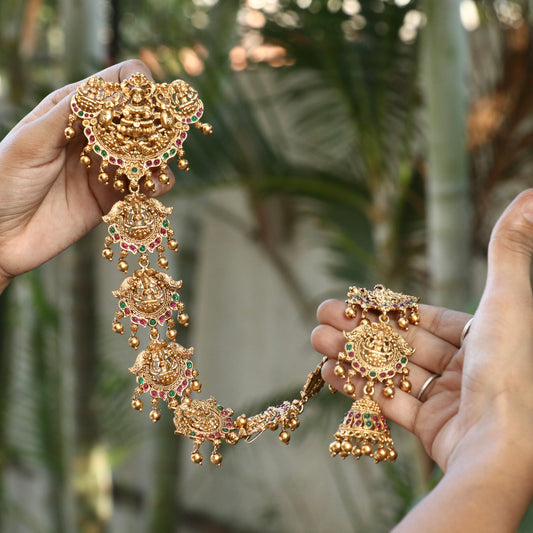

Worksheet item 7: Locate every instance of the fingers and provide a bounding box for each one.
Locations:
[484,189,533,307]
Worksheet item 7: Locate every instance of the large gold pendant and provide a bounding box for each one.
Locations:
[330,285,419,463]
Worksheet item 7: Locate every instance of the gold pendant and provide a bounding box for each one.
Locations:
[331,285,420,462]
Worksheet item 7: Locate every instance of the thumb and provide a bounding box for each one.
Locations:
[485,189,533,306]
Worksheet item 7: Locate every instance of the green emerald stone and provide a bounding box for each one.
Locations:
[217,405,223,411]
[101,150,107,157]
[222,428,229,433]
[78,111,83,116]
[170,148,176,155]
[163,153,169,159]
[189,431,196,437]
[172,294,178,300]
[401,357,407,363]
[149,319,156,326]
[186,362,192,368]
[169,390,175,397]
[192,116,197,122]
[346,344,352,350]
[363,413,370,419]
[109,227,116,234]
[94,145,100,152]
[119,301,126,308]
[140,246,146,252]
[138,378,144,384]
[163,220,169,227]
[365,421,372,427]
[370,371,376,377]
[132,167,138,173]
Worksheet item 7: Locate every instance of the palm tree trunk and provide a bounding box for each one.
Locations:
[421,0,472,309]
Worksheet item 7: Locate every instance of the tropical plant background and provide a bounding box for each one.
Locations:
[1,0,533,531]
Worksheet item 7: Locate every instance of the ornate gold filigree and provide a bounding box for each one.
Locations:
[329,397,396,463]
[342,321,414,382]
[130,339,194,397]
[103,194,173,255]
[331,285,420,463]
[65,73,420,467]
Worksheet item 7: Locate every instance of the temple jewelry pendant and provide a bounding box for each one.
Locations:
[65,72,420,467]
[330,285,419,463]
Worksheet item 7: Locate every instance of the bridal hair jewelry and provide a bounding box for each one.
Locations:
[329,285,419,463]
[65,73,419,466]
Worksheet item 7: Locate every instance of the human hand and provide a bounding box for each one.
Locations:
[311,189,533,475]
[0,60,175,293]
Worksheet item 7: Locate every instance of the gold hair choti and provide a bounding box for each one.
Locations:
[65,73,420,466]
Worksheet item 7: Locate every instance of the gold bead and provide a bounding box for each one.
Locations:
[268,420,279,431]
[157,256,168,269]
[64,126,76,139]
[168,399,178,409]
[345,307,356,319]
[328,384,337,394]
[178,313,189,325]
[201,123,213,135]
[329,441,341,455]
[80,155,91,167]
[236,415,247,428]
[287,418,300,430]
[210,452,223,466]
[131,398,143,411]
[375,448,388,462]
[360,317,370,326]
[398,316,409,329]
[226,432,239,445]
[361,444,373,456]
[334,365,346,378]
[98,172,109,184]
[384,386,395,398]
[191,380,201,392]
[341,440,353,453]
[353,447,362,458]
[388,449,398,462]
[191,452,203,465]
[159,173,170,185]
[102,248,113,261]
[144,179,156,192]
[128,336,140,349]
[166,328,178,341]
[167,239,179,251]
[181,396,192,406]
[117,260,128,273]
[177,159,189,171]
[113,179,125,192]
[279,431,290,444]
[343,382,355,395]
[112,322,124,334]
[149,410,161,422]
[400,379,412,393]
[409,312,420,325]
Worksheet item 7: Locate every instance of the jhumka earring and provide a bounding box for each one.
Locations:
[329,285,419,463]
[65,73,421,467]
